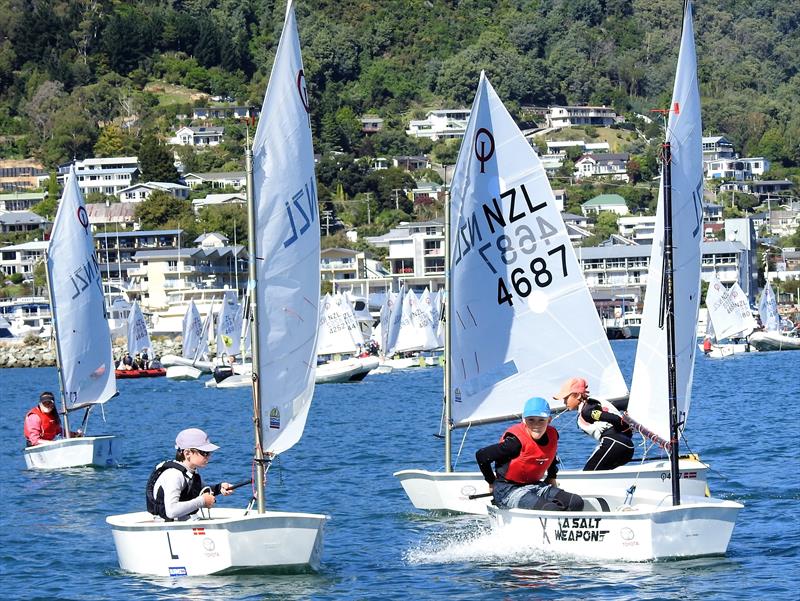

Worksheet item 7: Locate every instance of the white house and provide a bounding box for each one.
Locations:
[58,166,139,196]
[195,232,229,248]
[170,126,224,147]
[545,106,617,128]
[117,182,190,203]
[545,140,611,155]
[0,240,48,280]
[617,215,657,243]
[574,153,630,181]
[702,136,735,163]
[406,109,471,141]
[581,194,629,217]
[182,171,246,190]
[191,193,247,212]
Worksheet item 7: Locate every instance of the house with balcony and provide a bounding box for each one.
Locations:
[406,109,471,141]
[578,240,751,302]
[581,194,629,217]
[702,136,735,163]
[545,140,611,155]
[574,153,630,182]
[128,245,246,310]
[94,228,183,284]
[545,106,617,128]
[182,171,246,190]
[617,215,657,243]
[0,191,46,211]
[117,181,191,203]
[58,165,139,196]
[0,159,49,191]
[170,126,224,147]
[0,240,48,280]
[719,179,794,200]
[365,219,445,290]
[320,247,391,295]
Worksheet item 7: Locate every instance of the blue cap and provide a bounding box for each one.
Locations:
[522,396,551,418]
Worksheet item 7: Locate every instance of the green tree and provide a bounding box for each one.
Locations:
[134,191,194,230]
[31,173,59,219]
[139,134,179,183]
[94,125,128,157]
[593,211,619,240]
[196,204,248,245]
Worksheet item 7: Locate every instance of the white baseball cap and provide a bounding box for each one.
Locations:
[175,428,220,452]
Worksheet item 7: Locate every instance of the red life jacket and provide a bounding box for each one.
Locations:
[703,338,712,352]
[24,406,62,443]
[500,422,558,484]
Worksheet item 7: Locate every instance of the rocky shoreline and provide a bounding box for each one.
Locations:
[0,337,184,369]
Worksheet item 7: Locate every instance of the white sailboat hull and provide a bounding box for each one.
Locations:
[315,357,378,383]
[487,493,742,561]
[161,354,215,373]
[394,458,709,515]
[698,342,753,359]
[748,331,800,351]
[166,365,203,380]
[23,435,119,470]
[106,508,328,576]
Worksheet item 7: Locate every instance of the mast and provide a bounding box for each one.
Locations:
[245,129,267,513]
[661,139,681,506]
[443,169,452,472]
[43,250,71,438]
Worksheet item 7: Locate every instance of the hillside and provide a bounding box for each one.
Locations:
[0,0,798,169]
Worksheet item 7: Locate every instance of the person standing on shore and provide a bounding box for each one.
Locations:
[475,396,584,511]
[555,377,634,471]
[145,428,234,521]
[23,391,82,446]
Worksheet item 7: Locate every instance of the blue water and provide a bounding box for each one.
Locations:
[2,341,798,600]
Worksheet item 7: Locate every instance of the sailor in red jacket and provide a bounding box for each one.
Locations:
[23,392,63,446]
[476,396,584,511]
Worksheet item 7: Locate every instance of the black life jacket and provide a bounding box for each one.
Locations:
[145,460,203,521]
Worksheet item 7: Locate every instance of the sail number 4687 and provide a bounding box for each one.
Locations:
[497,244,567,306]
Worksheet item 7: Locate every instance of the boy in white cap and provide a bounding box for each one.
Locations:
[555,377,634,471]
[145,428,234,521]
[475,397,584,511]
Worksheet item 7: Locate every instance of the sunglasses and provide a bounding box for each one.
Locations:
[192,449,212,457]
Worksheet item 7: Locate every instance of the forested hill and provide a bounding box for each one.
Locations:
[1,0,798,167]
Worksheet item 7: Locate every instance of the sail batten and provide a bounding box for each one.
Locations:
[251,1,319,456]
[447,72,627,427]
[47,166,116,408]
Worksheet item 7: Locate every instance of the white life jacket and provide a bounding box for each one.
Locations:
[576,398,622,441]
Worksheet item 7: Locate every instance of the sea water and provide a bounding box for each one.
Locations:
[1,341,798,600]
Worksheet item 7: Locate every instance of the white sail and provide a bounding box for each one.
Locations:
[384,287,406,355]
[181,300,203,360]
[126,301,151,357]
[729,282,758,335]
[47,166,116,407]
[316,292,364,355]
[392,289,441,353]
[447,73,627,426]
[706,277,756,341]
[627,1,703,442]
[252,0,319,455]
[419,288,444,348]
[216,290,242,357]
[758,281,780,332]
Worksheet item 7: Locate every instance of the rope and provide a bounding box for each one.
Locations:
[452,422,471,469]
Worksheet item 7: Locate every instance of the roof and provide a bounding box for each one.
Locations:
[0,192,46,201]
[133,246,244,260]
[182,171,246,180]
[195,232,229,243]
[578,240,746,260]
[0,210,47,225]
[94,228,184,239]
[583,194,627,207]
[0,240,49,252]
